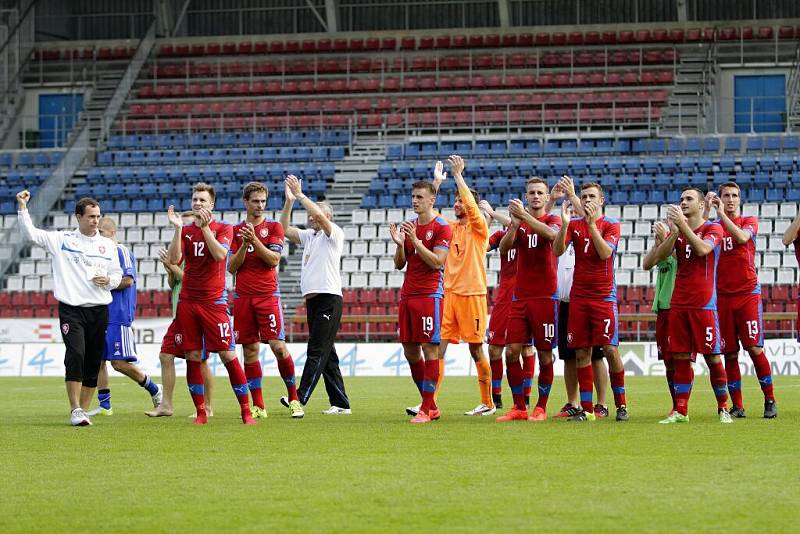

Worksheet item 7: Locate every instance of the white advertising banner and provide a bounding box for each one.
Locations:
[1,317,800,377]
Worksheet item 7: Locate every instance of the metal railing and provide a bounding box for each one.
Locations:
[707,95,790,135]
[9,112,92,149]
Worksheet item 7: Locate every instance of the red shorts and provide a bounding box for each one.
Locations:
[398,296,442,344]
[717,293,763,353]
[506,298,558,350]
[656,309,671,360]
[487,299,512,346]
[234,295,285,345]
[175,301,235,352]
[669,308,720,355]
[160,319,184,357]
[567,299,618,348]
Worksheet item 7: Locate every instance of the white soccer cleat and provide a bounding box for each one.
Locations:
[151,384,163,408]
[86,406,113,417]
[322,406,351,415]
[719,409,734,424]
[70,408,92,426]
[464,403,496,416]
[406,403,421,416]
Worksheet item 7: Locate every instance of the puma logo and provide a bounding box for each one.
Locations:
[323,314,331,320]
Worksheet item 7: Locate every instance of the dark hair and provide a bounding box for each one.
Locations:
[581,182,605,196]
[411,181,437,195]
[75,197,100,216]
[682,186,706,200]
[242,181,268,201]
[192,182,216,202]
[718,182,740,194]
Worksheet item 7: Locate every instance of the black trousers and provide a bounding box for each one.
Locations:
[297,294,350,408]
[58,302,108,388]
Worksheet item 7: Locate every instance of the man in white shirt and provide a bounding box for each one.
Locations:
[16,191,122,426]
[280,175,351,414]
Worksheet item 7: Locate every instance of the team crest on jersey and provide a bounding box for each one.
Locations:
[425,230,434,241]
[720,338,726,350]
[98,245,106,254]
[260,228,268,238]
[61,323,69,335]
[234,330,240,341]
[567,332,573,343]
[175,334,183,345]
[488,330,494,341]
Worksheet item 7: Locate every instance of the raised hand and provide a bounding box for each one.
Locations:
[508,199,526,219]
[584,201,598,223]
[240,222,256,243]
[448,154,465,176]
[16,190,30,209]
[667,205,685,228]
[196,207,212,227]
[557,175,576,197]
[285,174,303,198]
[400,220,418,243]
[561,200,572,224]
[388,223,405,246]
[550,183,565,201]
[167,205,183,228]
[157,247,170,265]
[710,194,722,212]
[433,160,447,183]
[653,221,669,243]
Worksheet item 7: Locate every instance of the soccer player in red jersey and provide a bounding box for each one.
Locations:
[712,183,777,418]
[229,182,302,419]
[496,178,561,421]
[648,187,732,424]
[482,201,538,410]
[553,177,628,421]
[165,183,255,425]
[389,179,452,424]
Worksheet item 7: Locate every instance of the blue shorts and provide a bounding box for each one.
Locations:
[103,323,138,362]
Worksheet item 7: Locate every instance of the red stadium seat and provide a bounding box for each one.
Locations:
[485,34,500,47]
[534,32,550,46]
[501,34,517,47]
[778,26,795,39]
[618,30,633,44]
[517,33,533,46]
[400,37,416,50]
[741,27,754,40]
[601,31,616,44]
[567,31,583,45]
[756,26,773,39]
[551,32,566,45]
[468,35,484,48]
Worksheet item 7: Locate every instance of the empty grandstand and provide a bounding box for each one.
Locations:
[2,0,800,344]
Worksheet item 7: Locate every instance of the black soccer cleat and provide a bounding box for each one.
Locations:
[279,396,290,408]
[567,409,596,422]
[492,393,503,410]
[615,406,629,422]
[763,400,778,419]
[729,406,746,418]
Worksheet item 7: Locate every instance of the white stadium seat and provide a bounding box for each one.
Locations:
[780,203,797,219]
[387,272,403,288]
[368,273,385,287]
[368,209,386,224]
[605,205,622,219]
[360,257,378,272]
[342,257,358,273]
[360,224,377,239]
[761,203,778,218]
[137,213,154,226]
[120,213,137,227]
[743,204,759,217]
[386,208,403,223]
[640,205,658,220]
[758,269,775,285]
[777,268,795,285]
[368,241,386,256]
[350,272,367,287]
[351,209,368,224]
[350,241,367,256]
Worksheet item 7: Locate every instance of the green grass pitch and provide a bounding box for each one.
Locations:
[0,376,797,532]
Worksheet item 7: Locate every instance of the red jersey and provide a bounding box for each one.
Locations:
[716,215,759,296]
[565,216,620,302]
[401,215,452,299]
[231,219,284,297]
[179,220,233,303]
[511,215,562,300]
[671,221,723,309]
[488,229,517,304]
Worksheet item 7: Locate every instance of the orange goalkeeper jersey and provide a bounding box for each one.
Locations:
[444,184,489,296]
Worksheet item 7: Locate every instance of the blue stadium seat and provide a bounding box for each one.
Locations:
[701,137,721,153]
[746,137,764,152]
[784,136,800,151]
[724,137,742,153]
[685,138,702,153]
[765,136,782,151]
[667,139,684,153]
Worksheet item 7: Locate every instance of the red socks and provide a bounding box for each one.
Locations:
[224,358,251,412]
[490,358,503,395]
[707,359,729,411]
[187,360,207,423]
[521,355,535,400]
[672,358,694,416]
[244,361,264,409]
[535,360,553,410]
[577,364,594,413]
[506,359,526,410]
[724,358,743,408]
[277,355,299,402]
[750,350,775,402]
[420,359,440,413]
[610,370,626,408]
